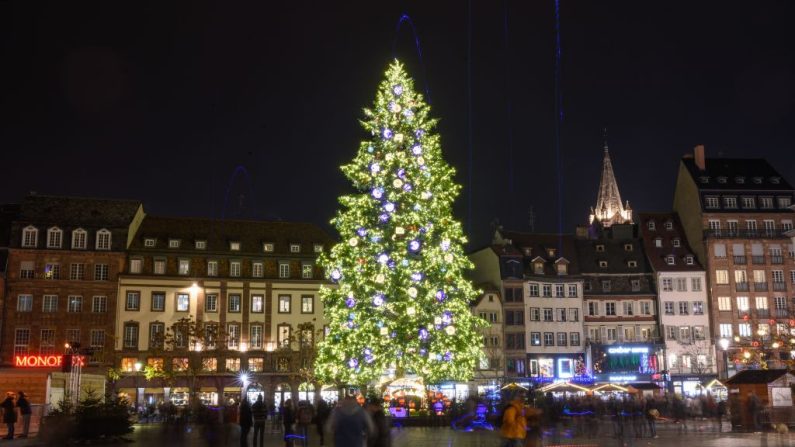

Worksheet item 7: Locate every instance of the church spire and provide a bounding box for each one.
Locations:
[589,132,633,227]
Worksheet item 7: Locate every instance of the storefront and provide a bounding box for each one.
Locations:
[527,354,588,384]
[670,375,718,397]
[591,344,664,384]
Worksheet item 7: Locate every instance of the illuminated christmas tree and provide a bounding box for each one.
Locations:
[315,60,485,386]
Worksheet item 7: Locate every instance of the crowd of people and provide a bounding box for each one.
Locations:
[238,394,391,447]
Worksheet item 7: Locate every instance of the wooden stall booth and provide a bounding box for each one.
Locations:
[724,369,795,430]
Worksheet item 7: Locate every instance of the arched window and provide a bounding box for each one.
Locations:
[47,227,63,248]
[72,228,87,249]
[21,226,38,248]
[96,229,111,250]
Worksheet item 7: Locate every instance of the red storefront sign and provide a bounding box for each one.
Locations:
[14,355,85,368]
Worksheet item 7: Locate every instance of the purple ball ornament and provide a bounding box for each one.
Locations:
[345,297,356,308]
[441,311,453,325]
[408,240,421,252]
[348,358,359,368]
[411,144,422,155]
[388,101,399,112]
[371,187,384,199]
[410,272,423,282]
[372,293,385,307]
[357,227,368,237]
[383,202,396,213]
[393,85,403,96]
[418,328,429,340]
[364,349,374,363]
[402,183,413,192]
[444,352,453,361]
[440,239,451,251]
[378,213,390,223]
[419,348,427,356]
[330,269,342,281]
[382,128,393,139]
[415,129,425,138]
[387,260,396,269]
[397,168,406,179]
[377,253,390,264]
[435,290,447,302]
[403,109,414,119]
[370,163,381,174]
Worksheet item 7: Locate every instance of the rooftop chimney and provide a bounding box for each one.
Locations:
[694,145,706,171]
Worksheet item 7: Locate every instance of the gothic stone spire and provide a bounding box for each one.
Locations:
[589,142,633,227]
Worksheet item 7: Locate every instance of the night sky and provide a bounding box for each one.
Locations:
[2,1,794,247]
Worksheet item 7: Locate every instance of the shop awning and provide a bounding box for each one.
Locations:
[539,382,590,394]
[591,383,629,393]
[500,382,529,390]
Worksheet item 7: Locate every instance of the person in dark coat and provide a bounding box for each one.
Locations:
[16,392,31,439]
[315,400,331,446]
[239,398,253,447]
[252,395,268,447]
[1,392,17,440]
[282,399,296,447]
[366,397,390,447]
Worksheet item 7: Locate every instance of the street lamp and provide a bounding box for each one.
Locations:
[719,338,730,379]
[134,361,142,372]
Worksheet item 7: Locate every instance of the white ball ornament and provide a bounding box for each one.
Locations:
[407,287,418,298]
[348,238,358,247]
[407,306,416,316]
[385,153,394,161]
[445,326,456,335]
[434,316,442,325]
[375,274,385,284]
[394,133,404,143]
[444,253,454,263]
[395,226,405,235]
[380,327,389,336]
[393,179,404,188]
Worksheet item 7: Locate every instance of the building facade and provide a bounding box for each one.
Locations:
[639,212,716,395]
[1,195,143,372]
[470,285,503,397]
[673,145,795,377]
[113,215,334,407]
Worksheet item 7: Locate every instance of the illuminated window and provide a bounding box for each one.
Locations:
[195,240,206,250]
[248,357,264,372]
[263,243,274,252]
[205,294,218,312]
[279,295,291,313]
[313,244,323,253]
[207,261,218,276]
[144,238,156,247]
[302,263,313,279]
[178,259,190,275]
[154,259,166,275]
[252,262,263,278]
[172,357,189,372]
[279,262,290,278]
[67,295,82,313]
[227,324,240,350]
[301,295,314,313]
[228,294,241,313]
[278,325,291,347]
[202,358,217,372]
[169,239,181,248]
[230,241,241,251]
[225,358,240,372]
[290,244,301,253]
[251,295,264,313]
[121,357,138,372]
[250,325,263,349]
[129,259,142,274]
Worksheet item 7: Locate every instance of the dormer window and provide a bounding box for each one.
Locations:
[195,240,207,250]
[723,197,737,209]
[685,255,694,265]
[523,247,532,256]
[47,227,62,249]
[556,262,568,275]
[770,177,781,184]
[664,221,673,230]
[168,239,181,249]
[627,260,638,268]
[655,238,663,248]
[21,226,38,248]
[533,259,544,275]
[598,260,608,268]
[699,176,710,184]
[753,177,763,184]
[546,248,556,258]
[230,241,241,251]
[72,229,87,249]
[665,255,675,265]
[672,238,681,248]
[704,196,719,209]
[95,229,111,250]
[595,244,605,253]
[648,221,656,231]
[313,244,324,253]
[717,176,727,184]
[263,243,274,253]
[290,244,301,253]
[144,238,156,248]
[624,243,633,252]
[735,176,745,184]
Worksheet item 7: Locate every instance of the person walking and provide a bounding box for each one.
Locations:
[252,395,268,447]
[326,394,375,447]
[366,397,390,447]
[1,392,16,440]
[645,397,659,438]
[240,398,253,447]
[15,392,31,439]
[315,400,331,446]
[296,401,315,447]
[499,391,526,447]
[282,399,296,447]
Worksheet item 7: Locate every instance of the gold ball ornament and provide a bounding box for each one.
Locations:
[393,179,404,188]
[348,237,359,247]
[407,287,418,298]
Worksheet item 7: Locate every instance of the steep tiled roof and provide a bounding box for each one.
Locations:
[18,195,141,227]
[724,369,790,385]
[130,215,335,256]
[497,231,581,276]
[638,212,703,272]
[682,157,794,191]
[575,227,653,275]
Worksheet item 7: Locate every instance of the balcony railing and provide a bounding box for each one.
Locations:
[754,282,768,292]
[736,282,750,291]
[773,282,787,291]
[733,256,747,264]
[756,309,770,318]
[774,308,789,318]
[704,228,790,239]
[771,256,784,264]
[752,256,766,264]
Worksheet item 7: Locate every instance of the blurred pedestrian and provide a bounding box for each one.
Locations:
[645,397,658,438]
[1,392,16,440]
[296,401,315,447]
[326,394,375,447]
[366,397,390,447]
[282,399,296,447]
[16,391,31,439]
[240,397,253,447]
[315,400,331,446]
[252,395,268,447]
[499,391,526,447]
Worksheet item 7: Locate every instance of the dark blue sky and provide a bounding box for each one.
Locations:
[2,1,794,247]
